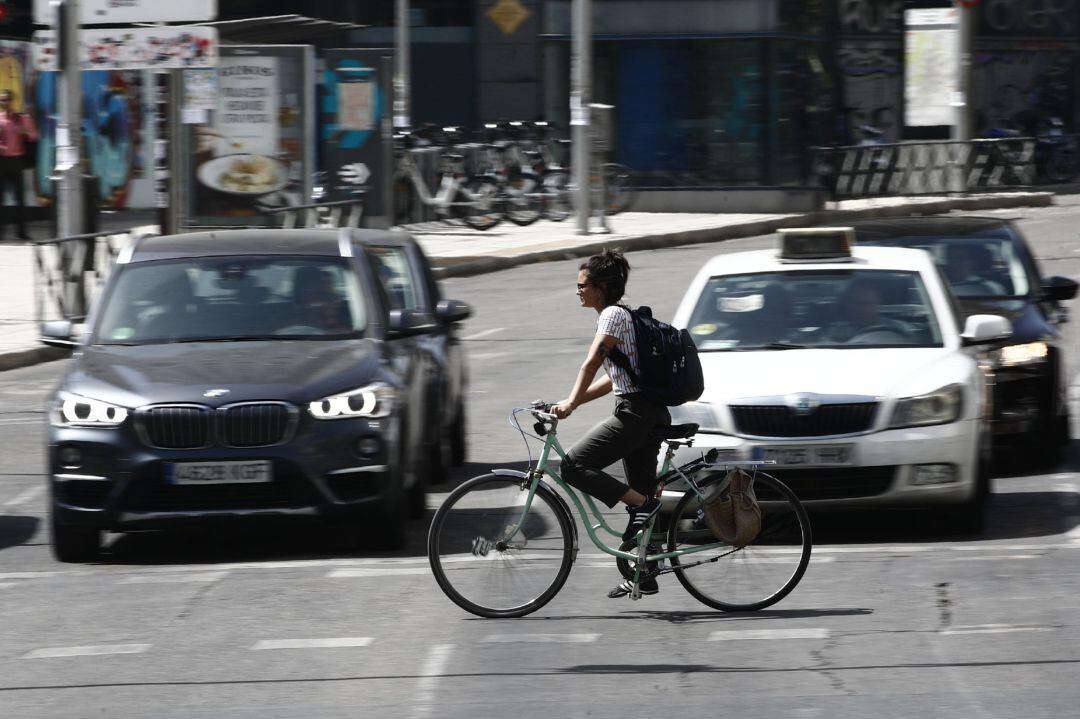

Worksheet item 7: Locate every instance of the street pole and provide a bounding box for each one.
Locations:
[394,0,410,128]
[952,0,975,193]
[55,0,83,239]
[571,0,591,234]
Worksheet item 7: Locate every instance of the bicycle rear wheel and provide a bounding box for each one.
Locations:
[602,162,639,215]
[459,177,503,231]
[428,474,575,618]
[667,472,811,611]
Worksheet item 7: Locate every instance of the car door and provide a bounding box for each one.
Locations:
[364,242,445,444]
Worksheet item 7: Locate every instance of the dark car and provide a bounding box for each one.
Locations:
[39,229,471,562]
[851,216,1078,463]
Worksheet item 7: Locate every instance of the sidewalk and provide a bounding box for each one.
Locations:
[0,191,1054,371]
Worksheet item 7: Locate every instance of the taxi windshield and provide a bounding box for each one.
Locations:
[94,257,368,345]
[687,270,944,351]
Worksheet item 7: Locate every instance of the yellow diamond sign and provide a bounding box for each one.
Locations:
[487,0,531,36]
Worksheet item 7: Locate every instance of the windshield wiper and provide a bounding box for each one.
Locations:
[168,336,285,343]
[756,342,808,350]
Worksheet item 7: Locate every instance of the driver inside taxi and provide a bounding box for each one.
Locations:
[828,279,907,342]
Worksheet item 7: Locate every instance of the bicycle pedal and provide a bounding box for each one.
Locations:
[630,586,642,600]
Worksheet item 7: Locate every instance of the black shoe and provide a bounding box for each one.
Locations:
[622,496,661,541]
[608,577,659,598]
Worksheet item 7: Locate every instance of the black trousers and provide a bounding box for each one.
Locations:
[0,155,26,238]
[560,393,671,508]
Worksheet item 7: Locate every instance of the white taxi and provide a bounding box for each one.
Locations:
[666,228,1012,531]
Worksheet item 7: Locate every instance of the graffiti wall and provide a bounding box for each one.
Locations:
[971,0,1080,136]
[33,70,145,208]
[835,0,905,143]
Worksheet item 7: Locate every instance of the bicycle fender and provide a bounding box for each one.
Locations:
[491,469,579,554]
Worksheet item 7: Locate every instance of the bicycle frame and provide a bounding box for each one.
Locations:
[501,413,753,567]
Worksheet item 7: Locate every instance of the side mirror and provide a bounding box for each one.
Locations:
[435,298,472,324]
[1041,275,1078,302]
[961,314,1012,345]
[39,320,77,348]
[387,309,437,338]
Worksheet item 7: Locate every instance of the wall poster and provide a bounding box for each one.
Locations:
[183,45,314,228]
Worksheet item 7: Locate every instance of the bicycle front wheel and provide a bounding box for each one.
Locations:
[667,472,811,611]
[428,474,575,618]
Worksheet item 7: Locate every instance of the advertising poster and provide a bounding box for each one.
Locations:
[184,45,314,227]
[319,49,392,221]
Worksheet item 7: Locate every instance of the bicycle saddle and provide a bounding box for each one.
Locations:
[653,423,699,440]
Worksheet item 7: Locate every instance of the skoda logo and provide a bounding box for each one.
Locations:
[787,393,820,416]
[203,388,231,398]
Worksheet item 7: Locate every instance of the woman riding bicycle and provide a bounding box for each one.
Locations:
[552,249,671,598]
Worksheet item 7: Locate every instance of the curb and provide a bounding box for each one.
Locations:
[431,191,1054,279]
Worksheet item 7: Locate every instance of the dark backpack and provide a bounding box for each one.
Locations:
[607,305,704,406]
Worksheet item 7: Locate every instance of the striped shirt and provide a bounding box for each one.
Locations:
[597,305,641,396]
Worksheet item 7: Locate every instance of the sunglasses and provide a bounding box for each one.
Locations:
[576,282,592,290]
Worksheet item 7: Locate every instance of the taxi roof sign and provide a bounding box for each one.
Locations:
[777,227,856,262]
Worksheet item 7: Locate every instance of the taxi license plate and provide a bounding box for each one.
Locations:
[760,445,854,466]
[167,460,272,485]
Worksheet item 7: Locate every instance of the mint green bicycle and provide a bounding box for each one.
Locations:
[427,401,812,618]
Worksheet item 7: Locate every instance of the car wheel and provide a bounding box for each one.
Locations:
[450,403,467,466]
[427,427,452,487]
[1030,414,1067,470]
[371,473,407,550]
[938,455,989,535]
[50,510,101,563]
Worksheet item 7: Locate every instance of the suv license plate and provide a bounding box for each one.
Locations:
[167,460,273,485]
[760,445,853,466]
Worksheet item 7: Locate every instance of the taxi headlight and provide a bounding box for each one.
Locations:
[51,392,129,428]
[889,384,963,429]
[670,401,723,433]
[996,341,1048,367]
[308,382,396,420]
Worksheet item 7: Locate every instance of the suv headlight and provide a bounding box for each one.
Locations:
[51,391,129,428]
[889,384,963,429]
[996,341,1048,367]
[308,382,396,420]
[670,401,723,433]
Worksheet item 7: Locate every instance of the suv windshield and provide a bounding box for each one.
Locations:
[862,234,1030,298]
[94,256,368,345]
[687,270,944,350]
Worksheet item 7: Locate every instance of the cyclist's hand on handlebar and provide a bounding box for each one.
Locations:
[552,399,574,419]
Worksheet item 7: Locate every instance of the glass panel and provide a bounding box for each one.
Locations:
[95,257,367,345]
[687,270,944,350]
[860,235,1030,298]
[368,246,421,311]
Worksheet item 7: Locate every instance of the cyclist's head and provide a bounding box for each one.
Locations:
[580,249,630,306]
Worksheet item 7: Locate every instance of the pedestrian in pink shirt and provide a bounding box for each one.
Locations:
[0,90,39,241]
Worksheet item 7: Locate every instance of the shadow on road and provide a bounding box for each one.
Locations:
[0,515,40,550]
[500,607,874,625]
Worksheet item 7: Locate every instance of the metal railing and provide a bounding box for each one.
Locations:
[814,137,1038,200]
[257,196,367,229]
[33,228,153,324]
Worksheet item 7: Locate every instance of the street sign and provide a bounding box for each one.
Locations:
[34,0,217,25]
[33,26,218,71]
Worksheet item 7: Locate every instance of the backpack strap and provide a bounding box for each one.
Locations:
[605,305,641,384]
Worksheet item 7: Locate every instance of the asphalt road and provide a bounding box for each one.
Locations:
[1,200,1079,717]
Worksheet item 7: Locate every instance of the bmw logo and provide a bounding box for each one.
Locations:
[203,388,231,398]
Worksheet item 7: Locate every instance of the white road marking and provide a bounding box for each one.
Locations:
[940,624,1054,636]
[461,327,505,341]
[0,582,19,588]
[251,638,374,650]
[946,555,1039,561]
[326,567,432,578]
[25,643,151,659]
[3,485,43,507]
[409,644,455,719]
[0,571,62,580]
[481,633,599,644]
[118,571,229,584]
[708,628,830,641]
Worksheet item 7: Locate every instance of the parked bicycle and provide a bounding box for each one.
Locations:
[392,127,503,231]
[428,400,812,618]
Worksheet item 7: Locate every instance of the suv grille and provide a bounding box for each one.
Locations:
[222,403,292,447]
[730,402,878,437]
[138,403,295,449]
[141,406,212,449]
